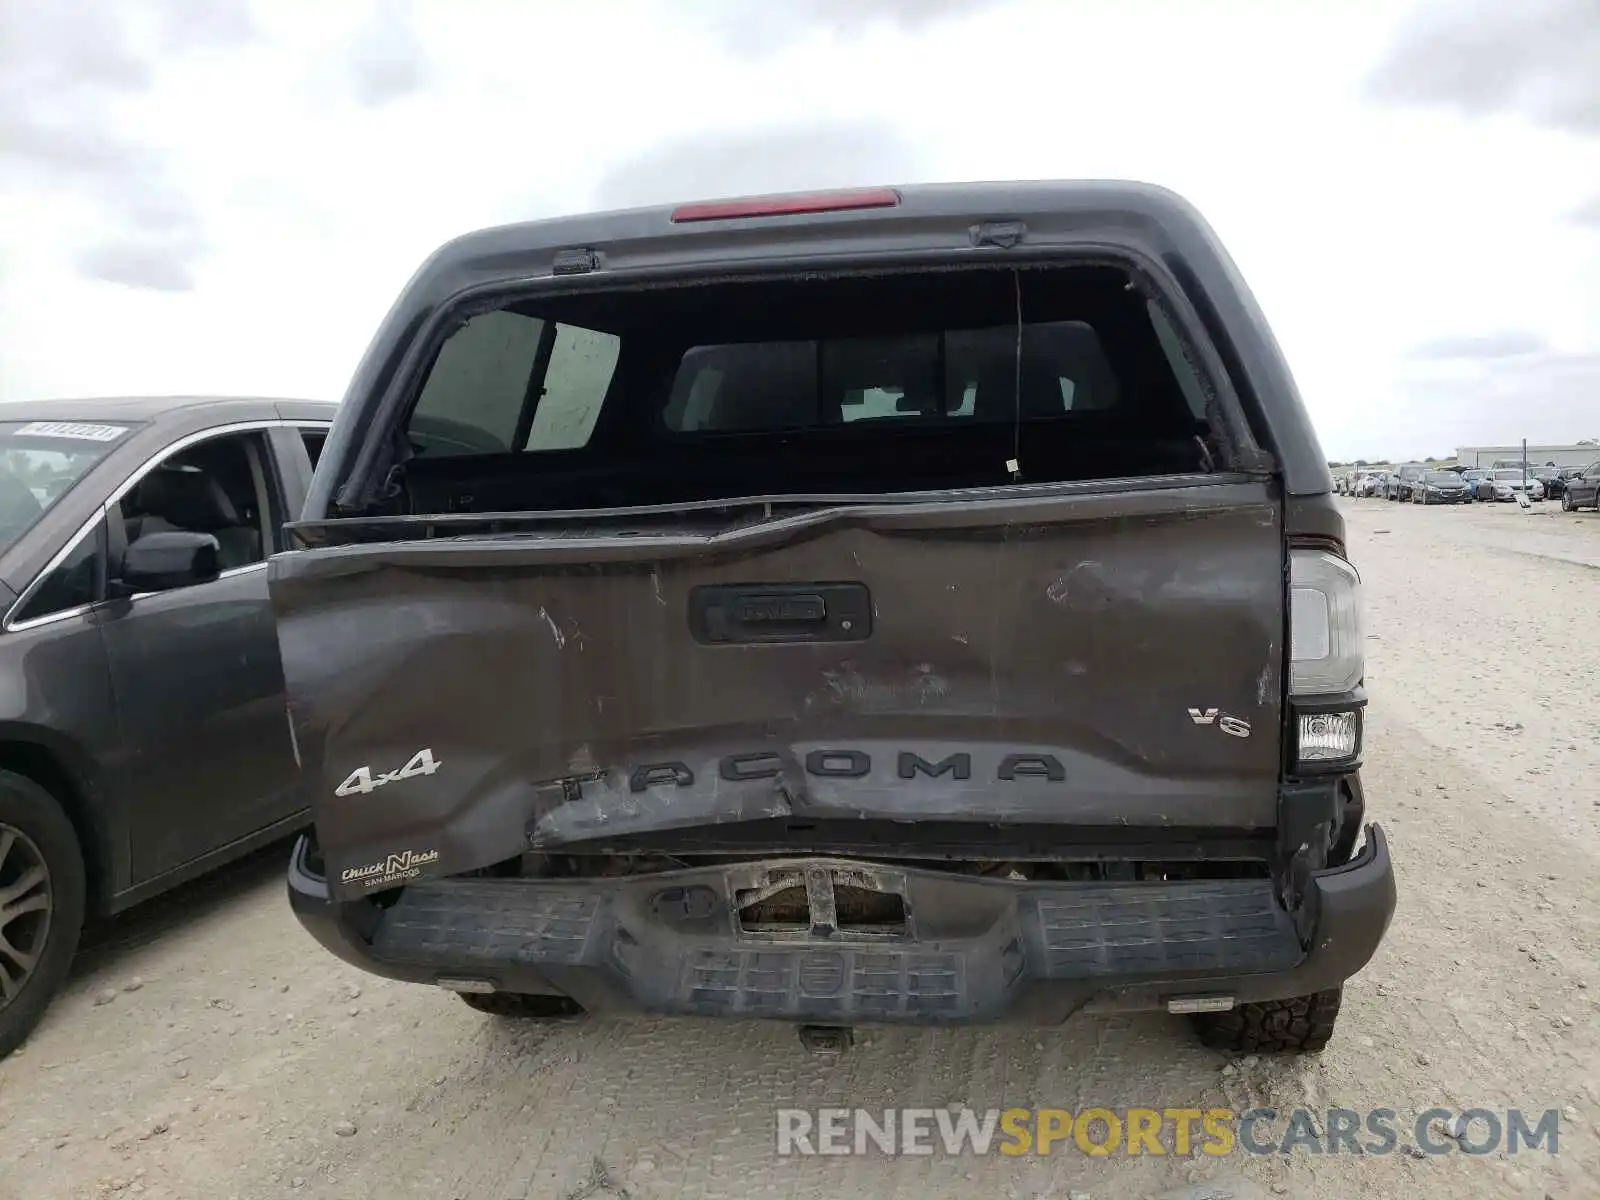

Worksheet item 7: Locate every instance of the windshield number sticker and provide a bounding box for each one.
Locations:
[335,748,443,797]
[14,421,129,442]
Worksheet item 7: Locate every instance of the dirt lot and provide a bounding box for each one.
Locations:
[1,497,1596,1199]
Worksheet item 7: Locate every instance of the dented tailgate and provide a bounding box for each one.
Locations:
[270,478,1285,898]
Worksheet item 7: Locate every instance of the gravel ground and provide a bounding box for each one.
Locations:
[1,497,1596,1200]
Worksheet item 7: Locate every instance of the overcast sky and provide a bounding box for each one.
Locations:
[1,0,1596,461]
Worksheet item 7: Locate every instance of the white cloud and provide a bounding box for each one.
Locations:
[1408,332,1548,362]
[346,0,432,107]
[1365,0,1600,136]
[0,0,1596,461]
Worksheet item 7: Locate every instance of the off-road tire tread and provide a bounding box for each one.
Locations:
[1191,987,1342,1054]
[458,991,584,1020]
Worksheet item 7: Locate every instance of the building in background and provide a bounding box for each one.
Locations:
[1454,444,1599,469]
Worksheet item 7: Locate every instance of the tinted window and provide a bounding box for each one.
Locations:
[392,265,1224,517]
[409,311,620,457]
[414,310,543,452]
[118,432,275,574]
[14,521,101,623]
[1146,302,1211,419]
[301,431,325,468]
[662,321,1120,433]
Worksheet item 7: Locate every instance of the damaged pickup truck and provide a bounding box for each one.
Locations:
[274,181,1394,1053]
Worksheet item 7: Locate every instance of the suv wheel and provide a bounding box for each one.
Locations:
[458,991,585,1020]
[1190,988,1342,1054]
[0,770,87,1060]
[1563,490,1575,512]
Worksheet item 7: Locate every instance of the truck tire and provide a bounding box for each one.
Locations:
[1190,987,1342,1054]
[0,770,87,1060]
[458,991,584,1019]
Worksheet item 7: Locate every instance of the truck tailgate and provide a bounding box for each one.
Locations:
[272,478,1284,896]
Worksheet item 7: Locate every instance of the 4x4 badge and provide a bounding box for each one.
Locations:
[1187,708,1251,738]
[335,748,443,797]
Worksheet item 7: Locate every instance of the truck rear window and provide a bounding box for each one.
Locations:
[396,264,1226,514]
[662,321,1120,433]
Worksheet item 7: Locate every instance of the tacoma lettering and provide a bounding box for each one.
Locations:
[629,749,1064,792]
[898,751,971,780]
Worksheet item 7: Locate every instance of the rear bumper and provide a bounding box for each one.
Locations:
[286,825,1395,1025]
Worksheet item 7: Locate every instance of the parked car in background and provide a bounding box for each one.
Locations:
[1481,468,1545,502]
[1459,468,1490,500]
[1411,469,1470,504]
[1397,466,1423,502]
[1354,472,1380,497]
[1392,464,1427,502]
[1560,461,1600,511]
[0,396,335,1057]
[1532,466,1565,500]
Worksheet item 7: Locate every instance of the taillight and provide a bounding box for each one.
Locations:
[670,188,901,223]
[1289,549,1364,766]
[1288,549,1363,695]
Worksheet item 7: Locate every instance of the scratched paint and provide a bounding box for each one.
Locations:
[537,607,566,648]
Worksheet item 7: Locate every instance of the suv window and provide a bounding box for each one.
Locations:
[117,432,279,575]
[12,520,103,623]
[409,311,621,457]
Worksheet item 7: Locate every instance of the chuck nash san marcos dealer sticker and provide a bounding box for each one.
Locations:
[341,848,440,890]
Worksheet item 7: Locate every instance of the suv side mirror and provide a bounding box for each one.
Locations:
[118,530,221,594]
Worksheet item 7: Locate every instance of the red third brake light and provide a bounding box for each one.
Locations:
[670,187,901,223]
